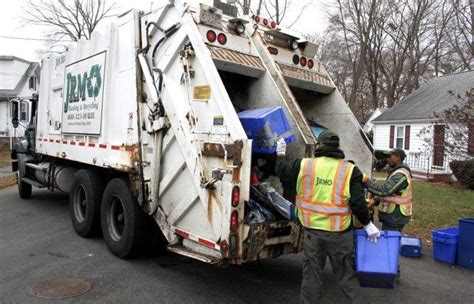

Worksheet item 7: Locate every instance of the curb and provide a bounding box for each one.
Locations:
[0,174,16,189]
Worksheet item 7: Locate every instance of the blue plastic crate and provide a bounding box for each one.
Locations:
[458,218,474,270]
[400,236,422,257]
[355,229,401,289]
[432,227,458,264]
[238,107,296,154]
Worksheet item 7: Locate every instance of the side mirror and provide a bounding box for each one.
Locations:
[11,100,19,128]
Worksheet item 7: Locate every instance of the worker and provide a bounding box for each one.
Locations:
[275,130,380,304]
[363,148,413,232]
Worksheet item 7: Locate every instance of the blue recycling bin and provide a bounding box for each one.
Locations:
[238,107,296,154]
[355,229,401,289]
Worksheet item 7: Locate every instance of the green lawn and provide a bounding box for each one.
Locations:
[371,171,387,180]
[403,181,474,245]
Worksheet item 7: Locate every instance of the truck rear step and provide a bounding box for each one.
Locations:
[167,244,220,264]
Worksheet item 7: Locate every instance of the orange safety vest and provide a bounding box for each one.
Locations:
[295,157,354,232]
[379,168,413,216]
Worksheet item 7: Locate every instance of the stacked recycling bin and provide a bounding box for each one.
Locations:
[431,218,474,270]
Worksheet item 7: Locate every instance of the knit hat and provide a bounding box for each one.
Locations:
[317,130,340,147]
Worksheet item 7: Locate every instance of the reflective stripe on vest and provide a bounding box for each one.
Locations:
[380,168,413,215]
[296,197,351,215]
[295,157,354,231]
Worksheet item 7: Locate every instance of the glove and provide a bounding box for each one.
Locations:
[276,138,286,157]
[363,222,381,243]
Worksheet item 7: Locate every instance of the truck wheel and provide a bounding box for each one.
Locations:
[101,178,146,259]
[70,169,104,237]
[18,172,32,199]
[150,218,169,255]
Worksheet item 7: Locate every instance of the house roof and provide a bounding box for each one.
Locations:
[374,71,474,123]
[0,55,32,65]
[0,56,39,100]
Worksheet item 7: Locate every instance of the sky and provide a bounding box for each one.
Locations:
[0,0,328,62]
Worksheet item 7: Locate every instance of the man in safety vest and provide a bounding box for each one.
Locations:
[275,130,380,304]
[363,148,413,232]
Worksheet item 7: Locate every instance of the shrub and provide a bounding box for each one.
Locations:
[450,160,474,189]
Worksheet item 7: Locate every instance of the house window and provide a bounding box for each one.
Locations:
[396,126,404,148]
[20,101,29,122]
[29,76,36,90]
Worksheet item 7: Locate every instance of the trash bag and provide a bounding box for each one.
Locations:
[267,191,297,221]
[265,176,284,195]
[245,199,275,224]
[258,181,297,221]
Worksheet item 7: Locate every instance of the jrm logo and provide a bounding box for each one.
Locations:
[64,64,102,113]
[316,177,333,186]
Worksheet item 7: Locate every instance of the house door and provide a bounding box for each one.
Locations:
[433,125,445,166]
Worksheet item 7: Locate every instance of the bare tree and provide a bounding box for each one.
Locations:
[319,0,473,121]
[446,0,474,71]
[254,0,313,26]
[22,0,116,42]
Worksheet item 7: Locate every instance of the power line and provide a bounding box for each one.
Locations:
[0,35,71,42]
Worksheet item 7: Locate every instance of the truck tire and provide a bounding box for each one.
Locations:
[17,172,32,199]
[101,178,146,259]
[70,169,104,237]
[149,218,168,255]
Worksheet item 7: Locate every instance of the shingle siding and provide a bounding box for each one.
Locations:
[374,71,474,122]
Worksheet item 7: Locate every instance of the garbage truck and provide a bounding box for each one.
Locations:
[11,0,373,265]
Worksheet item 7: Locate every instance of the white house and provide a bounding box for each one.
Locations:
[363,107,387,133]
[0,56,40,148]
[372,71,474,180]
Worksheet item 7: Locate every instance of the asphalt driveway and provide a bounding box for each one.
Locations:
[0,186,473,303]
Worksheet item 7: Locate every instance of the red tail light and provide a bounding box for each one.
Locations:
[255,15,261,23]
[206,30,216,43]
[307,59,314,69]
[232,186,240,207]
[230,211,239,232]
[271,21,276,28]
[263,18,268,26]
[300,56,307,67]
[217,33,227,45]
[267,47,278,55]
[220,240,229,252]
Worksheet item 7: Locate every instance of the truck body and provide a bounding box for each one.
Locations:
[12,1,372,265]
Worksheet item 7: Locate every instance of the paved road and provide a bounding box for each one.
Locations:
[1,186,473,303]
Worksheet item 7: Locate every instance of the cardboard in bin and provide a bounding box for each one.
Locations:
[238,107,296,154]
[354,229,401,289]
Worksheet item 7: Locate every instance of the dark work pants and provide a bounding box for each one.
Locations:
[300,228,360,304]
[381,222,405,232]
